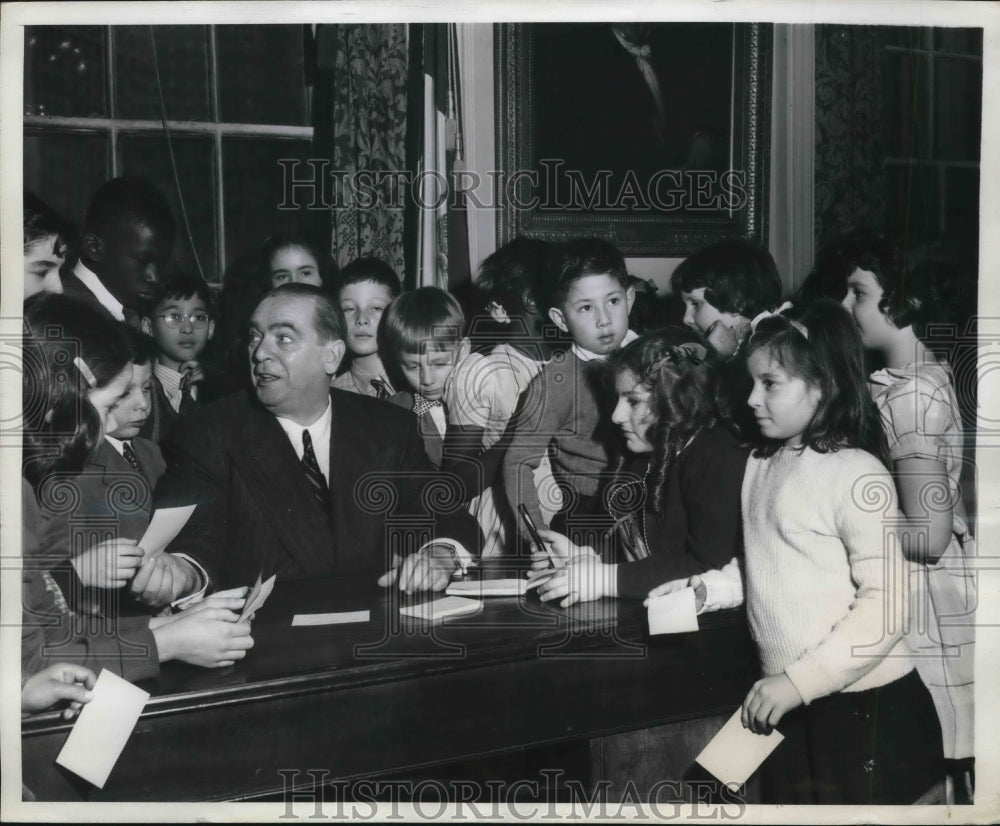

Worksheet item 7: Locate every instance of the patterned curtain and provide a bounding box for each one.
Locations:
[814,26,888,247]
[314,24,408,277]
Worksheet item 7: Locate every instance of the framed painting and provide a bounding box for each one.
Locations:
[496,22,772,256]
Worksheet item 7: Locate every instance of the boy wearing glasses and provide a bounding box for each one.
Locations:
[139,273,234,443]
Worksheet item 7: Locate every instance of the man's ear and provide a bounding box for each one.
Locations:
[521,288,538,315]
[81,232,103,263]
[548,306,569,333]
[43,408,55,425]
[324,339,346,376]
[457,337,471,362]
[625,285,636,314]
[140,317,153,336]
[206,319,216,341]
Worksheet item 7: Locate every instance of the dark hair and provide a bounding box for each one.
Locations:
[83,176,175,241]
[124,328,159,367]
[806,227,965,340]
[22,293,132,490]
[608,327,725,515]
[24,191,71,257]
[379,287,465,357]
[744,299,889,463]
[546,238,628,311]
[259,229,338,293]
[477,238,550,317]
[337,256,401,298]
[670,239,782,318]
[140,271,216,319]
[261,283,346,344]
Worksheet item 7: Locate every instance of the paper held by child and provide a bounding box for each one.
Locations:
[238,573,276,622]
[292,611,371,626]
[399,596,482,621]
[695,709,785,787]
[446,578,526,598]
[137,505,196,556]
[646,587,699,635]
[55,669,150,789]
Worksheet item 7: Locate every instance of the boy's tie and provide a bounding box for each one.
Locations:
[179,382,197,414]
[370,376,392,399]
[122,441,144,474]
[301,430,330,515]
[412,393,442,418]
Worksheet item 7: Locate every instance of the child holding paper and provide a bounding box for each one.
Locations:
[737,300,943,804]
[21,293,254,696]
[529,328,748,606]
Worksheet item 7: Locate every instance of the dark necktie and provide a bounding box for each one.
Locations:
[179,382,197,414]
[370,376,392,399]
[122,441,143,474]
[301,430,330,515]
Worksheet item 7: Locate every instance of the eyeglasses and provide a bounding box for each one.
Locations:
[156,311,211,329]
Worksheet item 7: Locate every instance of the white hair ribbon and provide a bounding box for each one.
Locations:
[73,356,97,388]
[749,301,809,339]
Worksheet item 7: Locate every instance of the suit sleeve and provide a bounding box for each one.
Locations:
[616,429,748,599]
[152,410,230,588]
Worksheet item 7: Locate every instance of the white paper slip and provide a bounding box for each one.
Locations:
[55,669,150,788]
[446,578,526,597]
[239,573,276,623]
[137,505,196,556]
[695,709,785,786]
[292,610,371,626]
[400,596,482,621]
[647,587,700,635]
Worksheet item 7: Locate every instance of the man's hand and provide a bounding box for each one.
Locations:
[129,552,197,610]
[741,673,803,734]
[71,539,144,589]
[377,545,457,593]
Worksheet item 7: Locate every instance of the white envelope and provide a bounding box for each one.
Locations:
[55,669,150,788]
[137,505,196,556]
[695,709,785,786]
[292,610,371,626]
[646,587,699,634]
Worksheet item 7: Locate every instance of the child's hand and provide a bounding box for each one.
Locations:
[21,663,97,719]
[534,554,613,608]
[151,607,254,668]
[179,361,206,389]
[71,538,144,589]
[741,673,803,734]
[527,528,596,571]
[644,575,707,611]
[129,552,197,610]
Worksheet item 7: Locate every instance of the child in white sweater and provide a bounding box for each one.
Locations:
[739,300,944,804]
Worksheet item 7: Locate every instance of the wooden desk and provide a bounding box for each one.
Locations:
[22,568,758,802]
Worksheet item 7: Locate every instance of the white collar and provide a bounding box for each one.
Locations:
[104,434,126,457]
[275,397,332,438]
[572,329,640,362]
[73,261,125,322]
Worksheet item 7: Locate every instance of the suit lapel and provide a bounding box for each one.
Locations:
[232,405,335,575]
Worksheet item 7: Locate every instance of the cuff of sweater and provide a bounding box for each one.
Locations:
[114,618,161,683]
[784,656,834,706]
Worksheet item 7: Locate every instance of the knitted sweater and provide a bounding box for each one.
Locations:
[741,447,913,705]
[502,349,617,531]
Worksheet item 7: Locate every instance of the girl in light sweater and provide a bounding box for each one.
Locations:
[739,300,944,805]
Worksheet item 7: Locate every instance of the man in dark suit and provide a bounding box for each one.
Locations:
[148,284,481,603]
[62,177,175,327]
